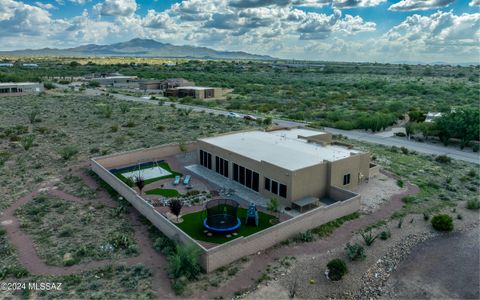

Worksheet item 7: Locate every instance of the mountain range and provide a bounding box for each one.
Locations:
[0,38,274,60]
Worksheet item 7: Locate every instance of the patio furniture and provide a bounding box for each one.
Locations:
[245,202,259,226]
[173,175,181,185]
[183,175,191,185]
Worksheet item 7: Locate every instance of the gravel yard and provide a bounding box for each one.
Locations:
[358,172,406,213]
[246,202,479,299]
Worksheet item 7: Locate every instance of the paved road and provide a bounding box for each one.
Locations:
[325,127,480,164]
[82,87,479,164]
[86,88,304,128]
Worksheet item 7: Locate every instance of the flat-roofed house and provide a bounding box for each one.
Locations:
[0,82,44,96]
[91,76,139,88]
[139,78,194,91]
[166,86,224,99]
[197,128,370,210]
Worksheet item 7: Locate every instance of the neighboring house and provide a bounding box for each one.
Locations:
[197,128,371,211]
[0,82,44,96]
[90,76,139,88]
[139,78,194,91]
[22,63,39,68]
[425,112,442,123]
[0,63,14,67]
[166,86,225,99]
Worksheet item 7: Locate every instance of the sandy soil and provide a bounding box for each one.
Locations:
[246,204,479,300]
[358,172,406,213]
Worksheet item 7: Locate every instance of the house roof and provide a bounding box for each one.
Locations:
[199,129,362,171]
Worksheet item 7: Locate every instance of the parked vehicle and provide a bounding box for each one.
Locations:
[243,114,258,121]
[227,112,241,118]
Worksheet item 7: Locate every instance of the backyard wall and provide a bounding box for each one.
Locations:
[91,144,206,251]
[91,144,361,273]
[94,142,197,169]
[200,187,360,272]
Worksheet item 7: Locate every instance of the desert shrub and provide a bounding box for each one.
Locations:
[435,155,451,164]
[361,230,378,246]
[43,82,55,90]
[58,146,78,160]
[345,243,366,261]
[293,230,314,243]
[431,214,453,232]
[153,236,176,256]
[467,169,477,178]
[473,144,479,152]
[109,232,135,249]
[400,147,409,154]
[119,102,130,114]
[327,259,348,281]
[397,179,404,188]
[466,199,480,210]
[21,134,35,150]
[87,81,100,88]
[58,224,74,237]
[168,245,201,280]
[423,212,430,221]
[110,124,119,132]
[379,229,391,240]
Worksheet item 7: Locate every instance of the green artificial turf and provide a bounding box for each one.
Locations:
[175,207,277,244]
[144,188,181,198]
[114,161,182,185]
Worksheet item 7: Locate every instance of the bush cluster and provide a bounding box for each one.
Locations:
[431,214,454,232]
[327,259,348,281]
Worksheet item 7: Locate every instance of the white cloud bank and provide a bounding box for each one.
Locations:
[0,0,478,63]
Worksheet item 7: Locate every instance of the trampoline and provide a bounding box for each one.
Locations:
[203,199,241,232]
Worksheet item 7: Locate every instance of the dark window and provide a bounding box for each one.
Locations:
[233,164,238,181]
[239,166,245,185]
[215,156,220,173]
[264,178,270,191]
[200,150,204,166]
[343,174,351,185]
[252,172,259,192]
[207,153,212,169]
[246,169,252,188]
[271,181,278,194]
[279,184,287,198]
[224,160,229,177]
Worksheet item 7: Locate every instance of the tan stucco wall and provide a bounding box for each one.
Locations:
[197,140,293,203]
[290,162,329,201]
[329,152,370,191]
[301,132,333,145]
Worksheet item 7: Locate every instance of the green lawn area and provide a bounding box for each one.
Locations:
[145,188,181,198]
[175,207,277,244]
[114,161,182,185]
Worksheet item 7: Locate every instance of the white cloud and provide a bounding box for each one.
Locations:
[389,0,454,11]
[333,0,386,9]
[69,0,87,4]
[469,0,480,6]
[0,0,55,36]
[35,2,57,9]
[94,0,137,17]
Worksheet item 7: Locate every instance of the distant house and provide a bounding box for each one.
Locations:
[166,86,225,99]
[90,76,139,88]
[0,63,14,67]
[425,112,442,123]
[0,82,43,96]
[139,78,194,91]
[22,63,39,68]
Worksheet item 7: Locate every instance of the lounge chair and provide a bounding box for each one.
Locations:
[183,175,191,185]
[173,175,181,185]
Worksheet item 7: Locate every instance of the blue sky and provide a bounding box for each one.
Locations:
[1,0,479,63]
